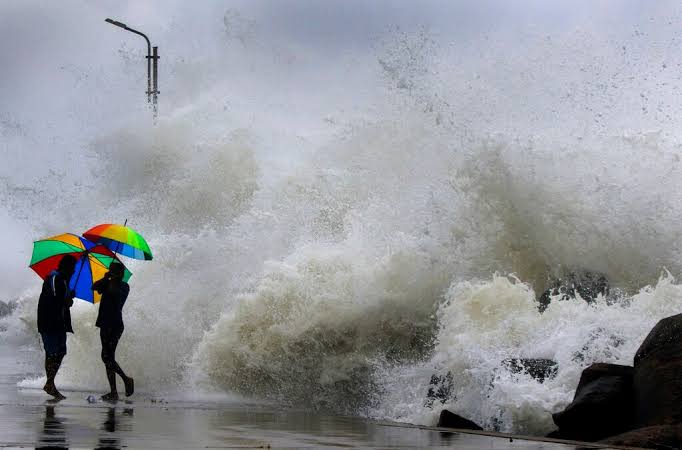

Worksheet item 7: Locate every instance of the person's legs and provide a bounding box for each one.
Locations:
[102,367,118,401]
[41,333,66,399]
[43,354,60,395]
[100,328,133,399]
[100,328,118,400]
[108,329,133,396]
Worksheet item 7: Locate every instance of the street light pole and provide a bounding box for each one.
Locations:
[105,18,159,115]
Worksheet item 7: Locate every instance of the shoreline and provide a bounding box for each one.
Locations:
[2,385,635,449]
[0,401,638,450]
[0,338,631,449]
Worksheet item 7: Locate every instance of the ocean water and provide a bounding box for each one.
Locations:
[4,0,682,438]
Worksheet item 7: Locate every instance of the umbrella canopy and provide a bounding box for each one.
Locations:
[30,233,131,303]
[83,223,152,261]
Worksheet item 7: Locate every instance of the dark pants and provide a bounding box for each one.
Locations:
[41,332,66,391]
[100,327,123,368]
[99,327,128,393]
[40,332,67,358]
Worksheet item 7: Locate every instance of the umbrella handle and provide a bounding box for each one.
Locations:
[71,250,88,296]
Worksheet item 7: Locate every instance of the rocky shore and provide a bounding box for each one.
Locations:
[549,312,682,449]
[435,274,682,449]
[437,313,682,449]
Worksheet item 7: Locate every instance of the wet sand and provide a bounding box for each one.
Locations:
[0,349,628,449]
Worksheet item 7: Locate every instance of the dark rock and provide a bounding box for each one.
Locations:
[0,300,15,318]
[502,358,557,383]
[425,372,454,408]
[570,329,625,364]
[599,424,682,450]
[538,271,609,312]
[437,409,483,431]
[574,363,633,393]
[551,363,634,442]
[549,314,682,443]
[633,313,682,427]
[544,429,562,439]
[634,313,682,365]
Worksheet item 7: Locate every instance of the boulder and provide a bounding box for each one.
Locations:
[437,409,483,431]
[425,372,454,408]
[570,329,625,365]
[574,362,633,392]
[633,313,682,427]
[0,300,15,318]
[548,314,682,443]
[599,424,682,450]
[537,271,609,312]
[544,429,563,439]
[502,358,557,383]
[551,363,634,442]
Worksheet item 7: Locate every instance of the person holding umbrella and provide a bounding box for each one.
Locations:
[84,223,152,401]
[31,233,133,400]
[37,254,77,400]
[92,262,134,401]
[30,228,146,401]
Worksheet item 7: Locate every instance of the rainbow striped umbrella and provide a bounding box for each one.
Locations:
[83,223,153,261]
[30,233,132,303]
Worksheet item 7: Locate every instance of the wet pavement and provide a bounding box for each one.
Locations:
[0,347,627,449]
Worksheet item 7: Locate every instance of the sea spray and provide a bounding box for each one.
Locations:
[371,272,682,434]
[192,241,445,413]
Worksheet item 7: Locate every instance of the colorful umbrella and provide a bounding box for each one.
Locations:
[83,223,153,261]
[30,233,132,303]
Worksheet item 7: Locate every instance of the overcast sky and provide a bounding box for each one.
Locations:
[2,0,679,115]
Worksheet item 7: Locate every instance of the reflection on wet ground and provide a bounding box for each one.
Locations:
[0,402,621,450]
[36,405,67,449]
[0,349,620,449]
[95,407,133,450]
[33,405,134,450]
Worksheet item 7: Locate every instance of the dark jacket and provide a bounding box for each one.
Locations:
[93,278,129,330]
[37,270,73,334]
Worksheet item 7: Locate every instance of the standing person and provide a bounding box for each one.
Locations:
[37,254,77,400]
[92,262,134,401]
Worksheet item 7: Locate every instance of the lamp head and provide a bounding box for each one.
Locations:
[105,18,128,29]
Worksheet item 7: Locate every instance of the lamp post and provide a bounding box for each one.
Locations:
[105,18,159,115]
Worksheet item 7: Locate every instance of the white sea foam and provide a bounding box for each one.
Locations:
[372,273,682,434]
